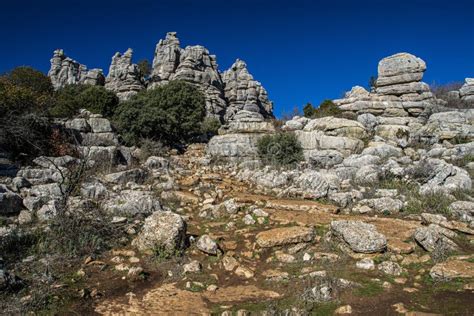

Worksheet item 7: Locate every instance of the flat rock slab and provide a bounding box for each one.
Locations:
[95,283,279,315]
[430,259,474,280]
[266,199,338,213]
[256,226,315,248]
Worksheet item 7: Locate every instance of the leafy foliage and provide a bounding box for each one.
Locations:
[6,66,54,94]
[137,59,152,79]
[201,117,221,136]
[303,103,315,118]
[257,132,303,166]
[50,85,119,118]
[113,80,206,146]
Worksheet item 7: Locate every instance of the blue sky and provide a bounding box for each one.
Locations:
[1,0,473,117]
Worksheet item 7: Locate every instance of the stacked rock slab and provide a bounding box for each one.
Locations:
[104,48,144,101]
[221,59,273,121]
[148,32,227,119]
[206,110,275,159]
[64,110,120,164]
[459,78,474,104]
[48,49,104,90]
[334,53,437,118]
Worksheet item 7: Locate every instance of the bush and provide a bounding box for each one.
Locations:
[431,82,469,109]
[257,132,303,166]
[0,70,54,161]
[201,117,221,136]
[113,80,206,146]
[303,103,315,118]
[312,100,342,118]
[137,59,152,79]
[50,85,119,118]
[5,66,53,94]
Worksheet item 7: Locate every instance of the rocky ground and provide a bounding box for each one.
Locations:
[3,143,472,315]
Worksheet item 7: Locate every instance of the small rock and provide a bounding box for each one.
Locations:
[243,214,256,225]
[356,258,375,270]
[378,261,402,276]
[335,305,352,314]
[235,266,254,279]
[183,260,202,274]
[196,235,219,255]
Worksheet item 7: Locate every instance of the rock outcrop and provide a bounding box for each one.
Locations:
[459,78,474,104]
[334,53,440,118]
[148,32,227,118]
[48,49,104,90]
[104,48,144,100]
[222,59,273,121]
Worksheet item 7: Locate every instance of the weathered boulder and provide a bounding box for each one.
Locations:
[0,185,23,216]
[132,211,186,252]
[303,116,367,139]
[448,201,474,224]
[103,190,160,216]
[415,110,474,144]
[105,48,144,100]
[334,53,440,117]
[330,220,387,253]
[459,78,474,104]
[48,49,104,89]
[196,235,219,255]
[378,261,403,276]
[417,159,472,195]
[429,259,474,280]
[413,224,458,252]
[102,168,147,185]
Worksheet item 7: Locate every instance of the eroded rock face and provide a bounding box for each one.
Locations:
[149,32,227,118]
[149,32,273,121]
[132,211,186,252]
[330,220,387,253]
[105,48,144,100]
[334,53,441,118]
[48,49,104,89]
[222,59,273,121]
[459,78,474,104]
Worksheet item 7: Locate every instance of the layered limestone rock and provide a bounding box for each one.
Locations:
[459,78,474,104]
[334,53,439,118]
[104,48,144,100]
[48,49,104,90]
[149,32,227,118]
[221,59,273,121]
[149,32,273,121]
[206,110,275,159]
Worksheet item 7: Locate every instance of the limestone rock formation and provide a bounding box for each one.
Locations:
[459,78,474,104]
[149,32,227,118]
[334,53,440,118]
[48,49,104,90]
[222,59,273,121]
[105,48,144,100]
[149,32,273,121]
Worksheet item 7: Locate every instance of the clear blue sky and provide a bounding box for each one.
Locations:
[1,0,473,117]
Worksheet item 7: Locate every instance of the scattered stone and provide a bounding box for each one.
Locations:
[183,260,202,274]
[378,261,402,276]
[429,259,474,280]
[330,220,387,253]
[132,211,186,253]
[335,305,352,314]
[356,258,375,270]
[235,266,254,279]
[196,235,219,255]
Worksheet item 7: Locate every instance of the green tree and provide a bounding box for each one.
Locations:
[6,66,54,94]
[50,85,119,118]
[201,117,221,136]
[113,80,206,146]
[137,59,152,79]
[312,99,342,118]
[303,102,315,118]
[257,132,303,167]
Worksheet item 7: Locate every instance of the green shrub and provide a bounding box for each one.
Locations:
[303,103,315,118]
[50,85,119,118]
[312,100,342,118]
[201,117,221,136]
[137,59,152,79]
[113,80,206,146]
[6,66,53,94]
[257,132,303,166]
[0,71,53,161]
